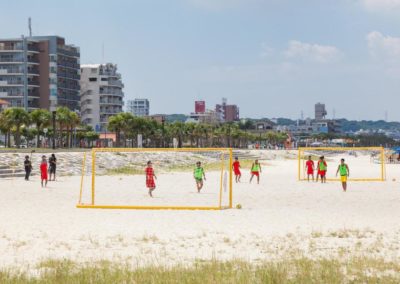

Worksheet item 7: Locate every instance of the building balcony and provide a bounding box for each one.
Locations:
[99,90,124,97]
[58,61,80,69]
[0,44,23,52]
[57,47,80,58]
[0,57,24,63]
[99,98,124,105]
[100,80,124,88]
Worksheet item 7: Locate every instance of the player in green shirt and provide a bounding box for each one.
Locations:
[336,158,350,192]
[194,161,206,193]
[249,159,262,184]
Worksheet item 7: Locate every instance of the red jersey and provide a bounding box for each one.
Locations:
[145,167,155,188]
[306,160,314,174]
[40,162,48,180]
[233,161,241,175]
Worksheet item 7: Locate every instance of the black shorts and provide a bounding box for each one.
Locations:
[49,167,56,174]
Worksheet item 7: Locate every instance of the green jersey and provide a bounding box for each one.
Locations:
[339,164,348,176]
[251,163,260,172]
[194,167,204,179]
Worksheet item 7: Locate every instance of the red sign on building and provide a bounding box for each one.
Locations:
[195,101,206,114]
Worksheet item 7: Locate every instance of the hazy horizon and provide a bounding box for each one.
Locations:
[1,0,400,121]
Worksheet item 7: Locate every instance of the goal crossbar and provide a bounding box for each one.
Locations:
[77,147,233,210]
[297,146,386,182]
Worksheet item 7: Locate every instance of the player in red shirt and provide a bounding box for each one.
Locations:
[145,161,157,197]
[305,156,315,182]
[232,157,241,183]
[40,155,48,188]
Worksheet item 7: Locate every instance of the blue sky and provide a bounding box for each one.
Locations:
[1,0,400,120]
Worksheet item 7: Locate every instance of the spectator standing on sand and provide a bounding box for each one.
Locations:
[40,156,48,188]
[145,161,157,197]
[24,155,32,181]
[48,154,57,181]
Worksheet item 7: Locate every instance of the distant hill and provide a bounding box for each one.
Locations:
[165,114,188,122]
[271,117,400,132]
[337,119,400,132]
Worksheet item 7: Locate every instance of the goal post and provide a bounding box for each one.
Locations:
[77,148,233,210]
[298,146,386,182]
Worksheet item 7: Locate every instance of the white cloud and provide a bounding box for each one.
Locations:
[367,31,400,60]
[361,0,400,11]
[284,40,341,63]
[260,43,274,58]
[186,0,268,11]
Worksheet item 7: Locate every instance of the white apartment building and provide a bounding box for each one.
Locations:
[80,63,124,132]
[127,98,149,116]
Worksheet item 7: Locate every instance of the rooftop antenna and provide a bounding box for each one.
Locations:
[28,17,32,37]
[300,110,304,120]
[102,42,105,64]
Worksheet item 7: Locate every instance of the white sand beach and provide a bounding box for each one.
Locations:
[1,150,400,271]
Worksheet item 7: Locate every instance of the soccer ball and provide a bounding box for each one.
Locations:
[236,204,242,209]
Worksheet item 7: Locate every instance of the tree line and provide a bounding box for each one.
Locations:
[0,107,98,148]
[108,112,288,148]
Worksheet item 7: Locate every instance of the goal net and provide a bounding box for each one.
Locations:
[298,147,386,182]
[78,148,233,210]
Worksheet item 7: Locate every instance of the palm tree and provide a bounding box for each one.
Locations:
[55,107,71,147]
[67,111,80,148]
[30,109,51,147]
[108,113,125,147]
[3,108,30,148]
[0,111,12,147]
[169,121,186,148]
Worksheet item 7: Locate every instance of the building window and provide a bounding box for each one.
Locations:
[89,78,97,82]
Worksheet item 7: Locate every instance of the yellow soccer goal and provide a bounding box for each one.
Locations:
[77,148,233,210]
[298,147,386,182]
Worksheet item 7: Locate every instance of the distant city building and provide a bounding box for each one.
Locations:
[149,114,166,123]
[275,119,340,135]
[215,98,239,122]
[315,103,327,120]
[80,63,124,132]
[0,99,9,111]
[0,36,80,111]
[127,98,149,116]
[188,109,221,124]
[195,101,205,114]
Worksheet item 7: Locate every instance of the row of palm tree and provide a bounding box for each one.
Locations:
[107,112,288,148]
[0,107,82,148]
[0,107,289,148]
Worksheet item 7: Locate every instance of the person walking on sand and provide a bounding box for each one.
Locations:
[194,161,206,193]
[336,158,350,192]
[40,156,48,188]
[305,156,315,182]
[24,155,32,181]
[145,161,157,197]
[250,159,262,184]
[232,157,241,183]
[317,156,327,183]
[48,154,57,181]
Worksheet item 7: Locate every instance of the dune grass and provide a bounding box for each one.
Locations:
[1,257,400,283]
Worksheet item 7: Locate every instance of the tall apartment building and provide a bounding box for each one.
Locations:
[80,63,124,132]
[315,103,327,120]
[127,99,149,116]
[215,98,239,122]
[0,36,80,111]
